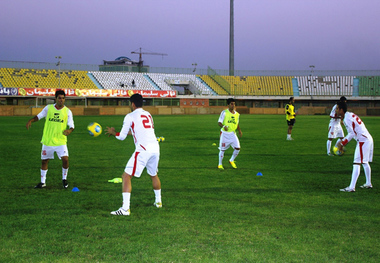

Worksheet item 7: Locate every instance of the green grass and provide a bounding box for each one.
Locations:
[0,114,379,262]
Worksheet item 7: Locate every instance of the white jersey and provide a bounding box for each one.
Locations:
[329,104,340,125]
[341,111,372,146]
[116,108,159,153]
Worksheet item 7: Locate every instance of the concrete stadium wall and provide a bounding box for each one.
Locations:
[0,105,379,116]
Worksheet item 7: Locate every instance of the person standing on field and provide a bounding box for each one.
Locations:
[218,98,242,170]
[327,96,347,156]
[105,93,162,216]
[336,101,374,192]
[26,90,74,189]
[285,97,296,140]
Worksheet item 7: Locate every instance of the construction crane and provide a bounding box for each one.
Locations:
[131,48,168,70]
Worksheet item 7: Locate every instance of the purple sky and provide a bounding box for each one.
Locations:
[1,0,379,70]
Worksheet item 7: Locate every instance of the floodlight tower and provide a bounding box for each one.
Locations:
[55,56,62,89]
[229,0,234,76]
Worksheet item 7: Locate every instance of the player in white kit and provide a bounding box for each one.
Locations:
[336,101,374,192]
[327,96,346,156]
[105,93,162,215]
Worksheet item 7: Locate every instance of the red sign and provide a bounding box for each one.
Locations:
[17,88,176,98]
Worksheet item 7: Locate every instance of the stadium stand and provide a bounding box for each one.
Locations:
[90,71,157,90]
[0,68,98,89]
[358,76,380,96]
[296,76,354,96]
[223,76,293,96]
[199,75,229,95]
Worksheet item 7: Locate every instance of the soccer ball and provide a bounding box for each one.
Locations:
[157,136,165,142]
[333,146,345,156]
[161,137,165,142]
[87,122,102,137]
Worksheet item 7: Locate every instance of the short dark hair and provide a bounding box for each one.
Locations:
[340,96,347,102]
[289,96,294,101]
[130,93,143,108]
[55,89,65,98]
[337,101,347,113]
[227,98,235,105]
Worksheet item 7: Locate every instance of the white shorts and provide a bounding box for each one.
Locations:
[353,137,373,164]
[41,145,69,160]
[219,131,240,151]
[125,151,159,178]
[328,122,344,139]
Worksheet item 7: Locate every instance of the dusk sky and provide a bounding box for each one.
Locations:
[1,0,379,71]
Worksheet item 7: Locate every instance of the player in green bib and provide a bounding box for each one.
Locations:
[217,98,242,170]
[26,90,75,189]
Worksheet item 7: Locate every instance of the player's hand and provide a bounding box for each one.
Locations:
[63,129,73,136]
[238,130,243,137]
[223,125,229,131]
[105,127,116,137]
[337,142,343,151]
[26,121,32,130]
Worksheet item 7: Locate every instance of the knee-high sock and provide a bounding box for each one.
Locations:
[230,149,240,162]
[349,164,361,189]
[327,140,332,154]
[362,163,371,185]
[122,192,131,211]
[62,167,68,180]
[219,151,224,166]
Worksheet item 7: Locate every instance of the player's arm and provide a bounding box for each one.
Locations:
[338,120,354,149]
[218,111,228,131]
[26,106,48,130]
[26,116,38,130]
[105,116,132,140]
[63,110,75,136]
[237,124,242,137]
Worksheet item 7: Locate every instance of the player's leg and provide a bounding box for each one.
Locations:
[229,134,240,168]
[327,139,333,155]
[341,142,362,192]
[111,171,132,216]
[57,145,69,189]
[287,120,294,140]
[147,153,162,207]
[360,139,373,188]
[218,133,227,169]
[35,145,52,188]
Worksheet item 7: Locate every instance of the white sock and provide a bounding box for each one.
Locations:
[327,140,332,154]
[62,167,68,180]
[122,192,131,211]
[362,163,371,185]
[218,151,224,166]
[154,189,161,203]
[349,165,361,189]
[41,169,47,184]
[230,149,240,162]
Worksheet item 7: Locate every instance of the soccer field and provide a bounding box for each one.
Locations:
[0,114,379,262]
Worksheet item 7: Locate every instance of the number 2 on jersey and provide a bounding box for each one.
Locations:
[352,114,362,125]
[141,115,154,128]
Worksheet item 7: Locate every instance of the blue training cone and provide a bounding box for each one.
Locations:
[256,172,263,176]
[72,187,80,192]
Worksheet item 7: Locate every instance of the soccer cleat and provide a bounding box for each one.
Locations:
[229,161,237,169]
[154,202,162,208]
[34,182,46,189]
[327,152,334,156]
[340,187,355,192]
[218,165,224,170]
[110,207,130,216]
[286,137,294,141]
[360,184,373,189]
[62,179,68,189]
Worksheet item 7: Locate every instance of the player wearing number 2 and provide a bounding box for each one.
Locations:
[105,93,162,215]
[336,101,374,192]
